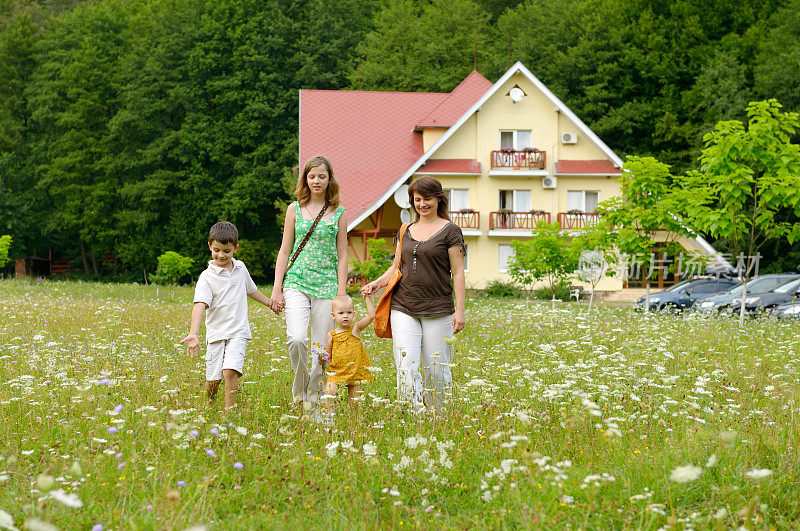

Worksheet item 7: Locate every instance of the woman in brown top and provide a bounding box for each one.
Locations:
[362,176,466,411]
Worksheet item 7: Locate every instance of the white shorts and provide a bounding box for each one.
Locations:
[205,338,248,381]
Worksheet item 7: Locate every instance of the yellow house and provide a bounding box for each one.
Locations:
[299,62,725,291]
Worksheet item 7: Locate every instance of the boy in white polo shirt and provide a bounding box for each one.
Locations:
[180,221,278,409]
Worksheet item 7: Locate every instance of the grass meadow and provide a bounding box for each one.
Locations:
[1,278,798,530]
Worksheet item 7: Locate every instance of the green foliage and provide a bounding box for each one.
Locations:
[0,234,11,267]
[678,99,800,271]
[531,281,571,301]
[234,239,273,281]
[1,0,799,277]
[508,222,578,299]
[596,156,698,283]
[481,279,522,298]
[151,251,193,285]
[350,0,499,92]
[351,238,393,282]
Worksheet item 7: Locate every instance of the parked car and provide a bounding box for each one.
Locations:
[742,278,800,314]
[693,274,800,313]
[773,300,800,319]
[636,278,741,311]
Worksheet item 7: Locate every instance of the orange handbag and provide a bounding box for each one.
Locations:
[373,223,409,338]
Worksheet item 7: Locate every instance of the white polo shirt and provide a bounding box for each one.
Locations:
[193,258,257,343]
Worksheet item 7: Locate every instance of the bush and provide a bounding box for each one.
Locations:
[532,281,572,301]
[351,238,393,282]
[150,251,194,285]
[235,239,274,281]
[482,280,523,298]
[0,235,11,268]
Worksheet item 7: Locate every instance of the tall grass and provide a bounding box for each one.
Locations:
[0,278,798,529]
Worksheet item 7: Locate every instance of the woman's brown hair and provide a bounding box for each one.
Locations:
[294,154,341,208]
[408,176,450,221]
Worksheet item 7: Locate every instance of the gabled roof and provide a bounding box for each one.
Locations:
[345,61,624,230]
[414,71,493,130]
[416,159,482,174]
[299,89,448,224]
[555,160,622,175]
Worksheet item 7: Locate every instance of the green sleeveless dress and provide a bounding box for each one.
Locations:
[283,202,345,299]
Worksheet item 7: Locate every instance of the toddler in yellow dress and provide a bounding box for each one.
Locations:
[324,293,374,413]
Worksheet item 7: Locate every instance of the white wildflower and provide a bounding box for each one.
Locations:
[48,489,83,508]
[669,464,703,484]
[21,518,56,531]
[744,468,773,480]
[0,509,18,531]
[325,441,340,458]
[705,454,718,468]
[235,426,248,436]
[363,442,377,457]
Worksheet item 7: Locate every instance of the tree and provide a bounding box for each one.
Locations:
[0,12,40,259]
[678,99,800,324]
[26,0,134,275]
[508,221,578,302]
[350,0,500,92]
[571,228,615,312]
[596,156,697,309]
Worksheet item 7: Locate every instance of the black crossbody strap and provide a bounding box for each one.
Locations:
[286,201,330,273]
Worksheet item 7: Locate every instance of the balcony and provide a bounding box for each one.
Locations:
[489,211,550,230]
[491,149,546,170]
[557,212,600,229]
[449,210,480,230]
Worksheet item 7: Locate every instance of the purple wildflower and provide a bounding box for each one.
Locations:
[233,462,244,470]
[189,430,199,438]
[91,525,104,531]
[210,428,219,436]
[107,427,118,434]
[117,462,126,470]
[111,404,123,415]
[177,481,187,488]
[206,449,216,457]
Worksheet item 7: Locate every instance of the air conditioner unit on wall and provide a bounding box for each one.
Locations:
[542,176,557,189]
[561,132,578,144]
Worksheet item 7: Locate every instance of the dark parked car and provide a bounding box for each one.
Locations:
[636,278,741,311]
[693,274,800,313]
[742,278,800,314]
[773,300,800,319]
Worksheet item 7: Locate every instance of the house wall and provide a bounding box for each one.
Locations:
[346,72,693,292]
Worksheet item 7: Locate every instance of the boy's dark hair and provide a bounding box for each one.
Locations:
[208,221,238,245]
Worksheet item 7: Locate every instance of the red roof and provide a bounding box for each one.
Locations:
[417,159,482,174]
[415,71,493,130]
[554,160,622,174]
[300,73,492,226]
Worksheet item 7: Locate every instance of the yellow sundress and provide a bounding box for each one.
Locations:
[327,327,372,385]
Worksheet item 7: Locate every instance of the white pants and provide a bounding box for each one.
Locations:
[284,288,333,403]
[390,310,453,410]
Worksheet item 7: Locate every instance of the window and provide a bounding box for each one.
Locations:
[449,189,469,211]
[499,244,514,273]
[566,190,600,212]
[500,130,532,150]
[499,190,531,211]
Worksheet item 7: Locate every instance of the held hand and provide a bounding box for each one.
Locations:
[361,281,379,296]
[180,334,200,357]
[271,288,285,312]
[267,298,282,315]
[452,311,465,334]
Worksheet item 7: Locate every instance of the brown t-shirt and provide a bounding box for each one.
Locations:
[390,222,465,317]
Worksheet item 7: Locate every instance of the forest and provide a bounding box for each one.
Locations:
[1,0,799,280]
